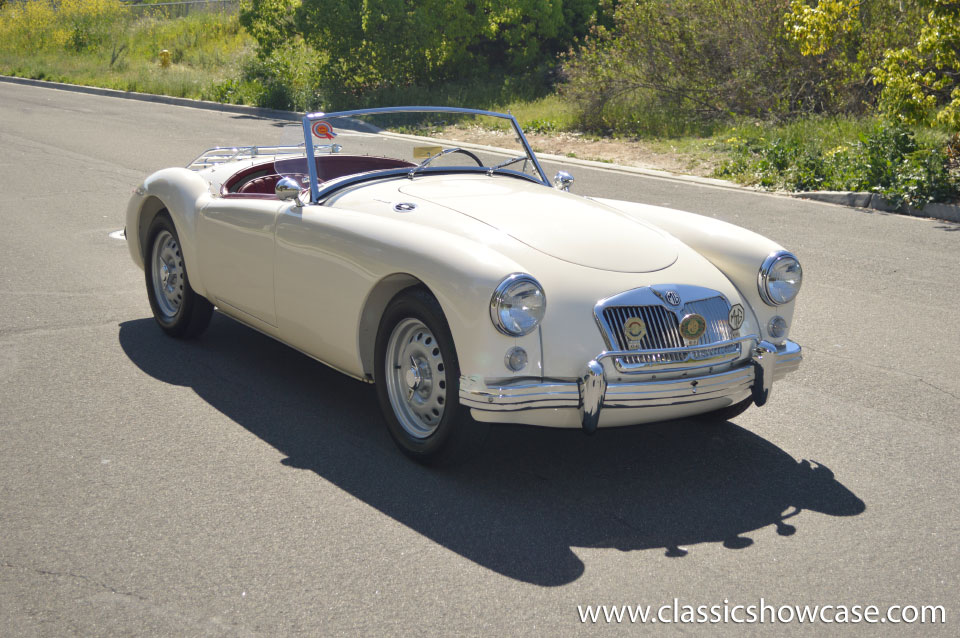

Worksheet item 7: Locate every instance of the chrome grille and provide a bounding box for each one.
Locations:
[682,296,735,358]
[601,296,739,365]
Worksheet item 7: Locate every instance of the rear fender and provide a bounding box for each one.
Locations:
[126,168,212,296]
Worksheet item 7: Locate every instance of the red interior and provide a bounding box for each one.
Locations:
[221,155,415,199]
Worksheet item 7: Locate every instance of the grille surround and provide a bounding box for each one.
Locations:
[596,289,741,371]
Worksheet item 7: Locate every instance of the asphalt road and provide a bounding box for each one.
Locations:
[1,81,958,636]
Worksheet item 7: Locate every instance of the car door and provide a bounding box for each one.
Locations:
[273,201,374,377]
[197,198,284,328]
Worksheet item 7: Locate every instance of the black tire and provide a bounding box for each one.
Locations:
[374,288,488,466]
[144,212,213,338]
[697,396,753,423]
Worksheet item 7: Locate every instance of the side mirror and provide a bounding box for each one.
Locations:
[275,176,302,203]
[554,170,574,192]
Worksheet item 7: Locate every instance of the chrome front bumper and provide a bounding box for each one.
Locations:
[459,339,802,432]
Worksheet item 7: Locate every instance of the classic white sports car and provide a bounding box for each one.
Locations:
[125,106,803,464]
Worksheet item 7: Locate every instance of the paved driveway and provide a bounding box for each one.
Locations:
[1,81,957,635]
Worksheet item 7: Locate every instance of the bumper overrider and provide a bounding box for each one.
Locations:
[459,336,802,433]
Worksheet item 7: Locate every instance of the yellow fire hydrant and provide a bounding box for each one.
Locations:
[159,50,171,68]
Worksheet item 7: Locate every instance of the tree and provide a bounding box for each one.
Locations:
[784,0,959,127]
[239,0,600,95]
[239,0,301,59]
[873,0,960,128]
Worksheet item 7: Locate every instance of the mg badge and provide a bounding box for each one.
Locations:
[664,290,681,306]
[728,304,744,331]
[679,313,707,341]
[623,316,647,349]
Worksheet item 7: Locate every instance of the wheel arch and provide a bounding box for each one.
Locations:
[126,167,212,295]
[136,196,169,262]
[358,273,435,380]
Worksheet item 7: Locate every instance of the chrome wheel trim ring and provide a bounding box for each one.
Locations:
[385,318,447,439]
[150,229,185,320]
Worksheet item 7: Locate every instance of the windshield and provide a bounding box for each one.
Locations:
[300,107,548,202]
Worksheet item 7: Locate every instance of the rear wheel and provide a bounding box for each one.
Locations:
[144,213,213,338]
[375,288,487,465]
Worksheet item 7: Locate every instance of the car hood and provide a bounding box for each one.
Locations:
[396,177,679,273]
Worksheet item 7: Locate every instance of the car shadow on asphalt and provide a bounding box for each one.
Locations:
[119,315,865,587]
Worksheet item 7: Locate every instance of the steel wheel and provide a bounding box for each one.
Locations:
[150,229,184,320]
[384,318,448,439]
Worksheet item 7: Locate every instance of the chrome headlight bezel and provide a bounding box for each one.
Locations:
[758,251,803,306]
[489,273,546,337]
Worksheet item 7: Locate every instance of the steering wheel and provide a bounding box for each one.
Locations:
[410,147,485,179]
[443,148,484,167]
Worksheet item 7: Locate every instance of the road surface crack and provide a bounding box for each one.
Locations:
[0,560,149,601]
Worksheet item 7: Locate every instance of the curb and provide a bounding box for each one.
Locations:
[790,190,960,223]
[0,74,302,122]
[1,74,743,192]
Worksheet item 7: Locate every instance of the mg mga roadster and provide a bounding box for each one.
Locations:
[125,107,803,464]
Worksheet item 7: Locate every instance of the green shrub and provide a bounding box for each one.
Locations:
[715,122,958,207]
[564,0,924,137]
[235,0,600,107]
[564,0,817,136]
[236,38,321,110]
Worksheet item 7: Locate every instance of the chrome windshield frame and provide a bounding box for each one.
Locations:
[301,106,550,203]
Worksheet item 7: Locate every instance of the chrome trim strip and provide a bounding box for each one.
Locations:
[596,334,760,374]
[613,349,741,373]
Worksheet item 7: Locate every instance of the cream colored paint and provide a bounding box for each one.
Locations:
[127,164,798,418]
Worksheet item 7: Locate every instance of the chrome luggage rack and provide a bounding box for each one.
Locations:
[186,143,341,171]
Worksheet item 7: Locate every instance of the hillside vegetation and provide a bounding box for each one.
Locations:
[2,0,959,207]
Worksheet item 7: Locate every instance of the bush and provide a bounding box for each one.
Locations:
[238,0,299,59]
[236,38,321,110]
[715,122,958,207]
[564,0,821,136]
[237,0,600,107]
[564,0,923,137]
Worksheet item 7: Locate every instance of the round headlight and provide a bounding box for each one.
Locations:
[758,251,803,305]
[490,274,546,336]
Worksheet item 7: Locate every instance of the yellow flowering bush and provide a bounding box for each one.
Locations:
[874,2,960,128]
[0,0,124,53]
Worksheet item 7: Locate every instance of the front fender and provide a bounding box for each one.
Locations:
[275,204,543,380]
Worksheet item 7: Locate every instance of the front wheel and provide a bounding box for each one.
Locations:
[144,212,213,338]
[374,288,487,465]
